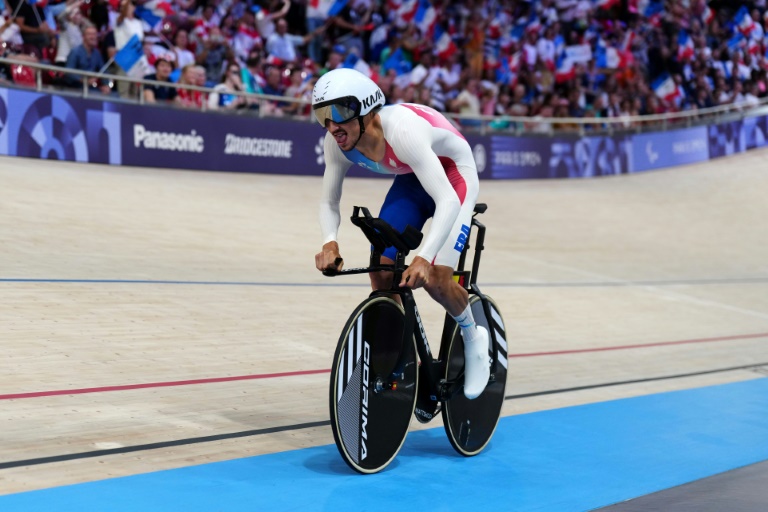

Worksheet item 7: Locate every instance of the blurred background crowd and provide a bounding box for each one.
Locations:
[0,0,766,121]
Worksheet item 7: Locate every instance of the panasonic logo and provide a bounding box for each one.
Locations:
[361,341,370,460]
[133,125,204,152]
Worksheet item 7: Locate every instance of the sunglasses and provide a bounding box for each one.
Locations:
[312,96,361,127]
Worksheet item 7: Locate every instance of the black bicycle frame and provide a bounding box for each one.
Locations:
[324,205,499,399]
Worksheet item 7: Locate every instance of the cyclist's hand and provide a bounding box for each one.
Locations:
[316,241,344,272]
[400,256,430,289]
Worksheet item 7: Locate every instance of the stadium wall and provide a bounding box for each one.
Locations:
[0,87,764,179]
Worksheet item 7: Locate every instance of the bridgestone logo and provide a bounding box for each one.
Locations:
[133,125,204,152]
[224,134,293,158]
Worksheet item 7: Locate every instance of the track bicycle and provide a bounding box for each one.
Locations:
[323,204,508,474]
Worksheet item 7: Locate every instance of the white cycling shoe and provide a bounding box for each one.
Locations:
[462,325,491,400]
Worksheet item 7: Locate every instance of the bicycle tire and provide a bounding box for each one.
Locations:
[329,294,418,473]
[441,294,508,456]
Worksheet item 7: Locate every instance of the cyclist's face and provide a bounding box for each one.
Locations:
[325,117,361,152]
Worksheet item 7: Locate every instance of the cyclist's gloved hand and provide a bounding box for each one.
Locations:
[316,241,344,273]
[400,256,430,289]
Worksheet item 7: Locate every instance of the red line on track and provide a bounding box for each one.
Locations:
[1,333,765,401]
[509,332,768,358]
[0,369,330,400]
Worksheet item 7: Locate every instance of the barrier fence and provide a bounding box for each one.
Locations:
[2,58,768,179]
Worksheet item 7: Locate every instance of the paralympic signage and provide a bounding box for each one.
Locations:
[489,133,631,179]
[0,86,765,179]
[632,127,709,172]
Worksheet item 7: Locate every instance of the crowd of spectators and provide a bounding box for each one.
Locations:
[1,0,767,124]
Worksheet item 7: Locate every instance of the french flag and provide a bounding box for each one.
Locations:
[727,33,745,53]
[368,24,389,61]
[414,0,437,39]
[487,17,502,40]
[734,6,756,37]
[652,73,680,102]
[526,14,541,34]
[596,43,621,69]
[555,53,576,83]
[309,0,347,17]
[135,0,174,29]
[496,53,520,85]
[747,38,761,55]
[496,55,514,85]
[677,31,694,61]
[594,0,619,10]
[644,1,664,27]
[386,0,401,12]
[509,21,526,42]
[702,6,714,25]
[396,0,420,25]
[327,0,349,17]
[433,26,457,60]
[621,30,636,53]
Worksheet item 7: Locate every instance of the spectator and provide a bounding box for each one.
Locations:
[241,49,265,95]
[143,56,177,103]
[232,12,261,65]
[453,78,482,126]
[327,0,373,60]
[54,2,87,66]
[254,0,291,42]
[197,26,235,87]
[305,0,331,63]
[208,63,247,110]
[0,9,23,47]
[176,64,204,108]
[260,64,285,116]
[171,29,196,71]
[282,66,314,115]
[7,0,54,54]
[65,25,110,93]
[192,3,219,47]
[113,0,144,97]
[6,0,758,125]
[266,18,323,65]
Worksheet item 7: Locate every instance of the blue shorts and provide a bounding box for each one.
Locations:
[378,173,435,261]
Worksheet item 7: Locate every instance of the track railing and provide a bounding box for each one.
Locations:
[3,56,767,134]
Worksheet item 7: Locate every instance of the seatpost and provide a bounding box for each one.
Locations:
[470,218,486,286]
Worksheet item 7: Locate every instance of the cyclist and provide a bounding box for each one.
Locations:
[313,68,491,399]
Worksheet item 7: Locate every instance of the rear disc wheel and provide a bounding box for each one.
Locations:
[442,294,508,456]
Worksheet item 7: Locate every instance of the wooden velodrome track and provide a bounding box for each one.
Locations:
[0,149,767,495]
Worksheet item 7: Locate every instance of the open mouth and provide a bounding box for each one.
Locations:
[333,130,348,145]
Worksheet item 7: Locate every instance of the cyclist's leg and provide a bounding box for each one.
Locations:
[423,165,489,399]
[423,163,479,314]
[373,173,435,292]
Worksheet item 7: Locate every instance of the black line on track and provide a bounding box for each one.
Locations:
[504,362,768,399]
[0,421,329,470]
[1,364,766,470]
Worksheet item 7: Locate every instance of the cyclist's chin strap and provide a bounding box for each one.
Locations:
[347,116,366,150]
[358,116,366,136]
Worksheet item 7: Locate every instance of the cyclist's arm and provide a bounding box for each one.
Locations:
[389,116,461,263]
[319,132,353,244]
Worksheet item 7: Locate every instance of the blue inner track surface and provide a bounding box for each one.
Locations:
[2,378,767,512]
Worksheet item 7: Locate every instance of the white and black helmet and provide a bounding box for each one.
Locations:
[311,68,385,130]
